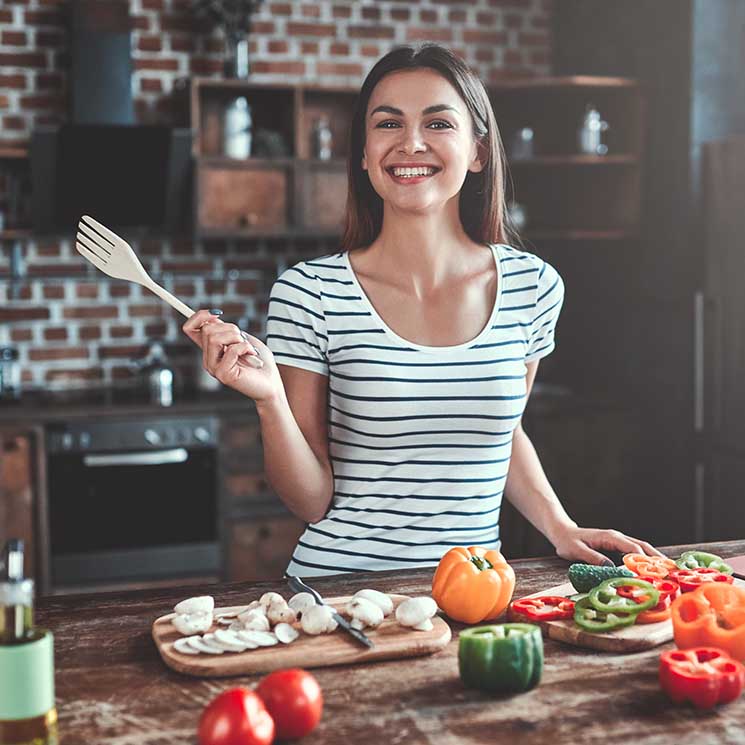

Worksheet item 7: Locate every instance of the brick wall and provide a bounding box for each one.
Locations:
[0,0,553,392]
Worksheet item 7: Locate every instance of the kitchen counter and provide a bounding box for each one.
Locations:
[37,539,745,745]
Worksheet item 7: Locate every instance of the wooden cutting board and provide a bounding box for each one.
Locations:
[153,594,451,677]
[512,578,745,653]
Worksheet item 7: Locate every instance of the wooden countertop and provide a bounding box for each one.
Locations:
[37,539,745,744]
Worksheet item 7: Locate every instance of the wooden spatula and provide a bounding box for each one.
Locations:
[75,215,263,368]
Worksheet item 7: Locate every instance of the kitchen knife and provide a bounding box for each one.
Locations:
[287,575,374,649]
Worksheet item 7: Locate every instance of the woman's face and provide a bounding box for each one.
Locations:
[362,68,484,215]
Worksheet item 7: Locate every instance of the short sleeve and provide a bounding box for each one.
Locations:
[524,259,565,362]
[266,264,329,376]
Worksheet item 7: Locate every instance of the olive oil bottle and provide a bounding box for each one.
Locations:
[0,540,57,745]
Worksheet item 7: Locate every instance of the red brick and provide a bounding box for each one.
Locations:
[268,40,289,53]
[407,28,453,41]
[330,42,349,55]
[2,116,26,130]
[42,285,64,299]
[529,50,550,66]
[170,36,196,53]
[109,285,131,298]
[505,13,524,29]
[347,25,395,39]
[420,9,438,23]
[0,10,12,23]
[75,282,99,299]
[301,3,321,16]
[21,93,62,109]
[173,282,196,296]
[159,13,194,33]
[489,0,529,4]
[476,47,495,62]
[0,74,27,89]
[0,307,49,322]
[360,44,381,57]
[189,57,223,75]
[448,9,467,22]
[463,30,508,44]
[43,327,68,341]
[270,2,292,14]
[99,345,146,359]
[46,368,103,384]
[29,346,88,361]
[287,22,336,37]
[301,41,319,54]
[36,31,64,47]
[34,113,62,126]
[477,11,498,24]
[142,0,165,9]
[140,77,163,93]
[0,95,8,108]
[362,7,381,20]
[504,49,523,66]
[1,31,28,46]
[519,31,550,46]
[63,306,118,320]
[110,325,134,338]
[134,58,179,72]
[252,21,275,34]
[531,13,549,29]
[391,8,411,20]
[128,303,163,317]
[36,72,63,90]
[0,52,47,68]
[145,322,168,337]
[332,5,352,19]
[78,326,102,340]
[236,280,259,294]
[132,15,150,31]
[36,244,61,257]
[23,10,62,25]
[249,61,306,75]
[10,328,33,342]
[137,35,163,52]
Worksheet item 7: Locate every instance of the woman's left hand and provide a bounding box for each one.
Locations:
[551,525,665,565]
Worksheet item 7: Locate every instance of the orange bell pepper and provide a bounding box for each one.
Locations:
[431,546,515,624]
[671,582,745,662]
[623,553,678,579]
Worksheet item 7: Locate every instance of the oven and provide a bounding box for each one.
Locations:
[45,416,220,588]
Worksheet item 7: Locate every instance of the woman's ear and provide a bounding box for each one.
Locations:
[468,138,487,173]
[362,149,367,171]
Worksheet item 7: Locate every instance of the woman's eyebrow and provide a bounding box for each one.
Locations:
[370,104,460,116]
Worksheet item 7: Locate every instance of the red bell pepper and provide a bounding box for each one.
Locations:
[669,567,734,593]
[510,596,575,622]
[617,575,679,624]
[659,647,745,709]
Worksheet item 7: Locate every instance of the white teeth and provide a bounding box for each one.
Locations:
[391,167,435,178]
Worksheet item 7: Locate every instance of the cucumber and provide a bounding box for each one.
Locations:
[568,563,635,594]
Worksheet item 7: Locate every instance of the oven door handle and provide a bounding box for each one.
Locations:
[82,448,189,467]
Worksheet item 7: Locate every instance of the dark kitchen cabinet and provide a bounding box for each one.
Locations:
[229,515,305,582]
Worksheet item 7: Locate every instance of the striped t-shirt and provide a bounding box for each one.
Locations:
[265,243,564,577]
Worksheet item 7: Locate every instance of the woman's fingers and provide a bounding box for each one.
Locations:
[557,540,611,566]
[203,327,245,371]
[182,309,223,349]
[213,340,253,383]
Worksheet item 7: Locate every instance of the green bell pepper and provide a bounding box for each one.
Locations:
[573,596,638,633]
[458,623,543,694]
[675,551,733,575]
[588,577,659,614]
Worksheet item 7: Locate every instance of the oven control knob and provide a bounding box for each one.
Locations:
[193,426,211,444]
[144,428,161,446]
[79,432,91,449]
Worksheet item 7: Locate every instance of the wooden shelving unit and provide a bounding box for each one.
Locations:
[490,76,644,241]
[0,144,31,242]
[186,78,356,239]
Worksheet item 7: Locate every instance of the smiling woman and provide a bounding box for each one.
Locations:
[182,43,664,577]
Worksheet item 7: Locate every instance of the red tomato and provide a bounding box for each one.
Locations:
[198,688,275,745]
[256,669,323,740]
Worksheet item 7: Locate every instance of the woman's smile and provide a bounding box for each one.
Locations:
[386,163,442,185]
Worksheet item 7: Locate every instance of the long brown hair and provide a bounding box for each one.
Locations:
[341,43,514,251]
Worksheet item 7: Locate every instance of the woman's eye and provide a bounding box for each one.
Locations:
[375,120,400,129]
[428,120,453,129]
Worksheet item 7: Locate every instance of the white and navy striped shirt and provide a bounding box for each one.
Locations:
[266,244,564,577]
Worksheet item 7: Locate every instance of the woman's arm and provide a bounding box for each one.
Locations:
[503,360,664,563]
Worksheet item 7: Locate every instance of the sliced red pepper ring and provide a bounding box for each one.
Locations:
[669,567,734,593]
[510,596,575,622]
[660,647,745,708]
[623,553,678,579]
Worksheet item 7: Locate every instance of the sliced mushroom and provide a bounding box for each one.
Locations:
[267,601,298,626]
[259,592,286,610]
[395,597,438,631]
[173,636,201,655]
[301,604,338,635]
[241,613,271,632]
[274,622,300,644]
[289,592,317,614]
[353,589,394,617]
[212,629,249,652]
[239,630,279,647]
[174,596,214,615]
[346,597,384,630]
[172,611,212,636]
[187,636,224,655]
[234,630,261,649]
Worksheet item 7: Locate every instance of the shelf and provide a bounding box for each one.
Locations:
[0,229,32,240]
[198,155,346,168]
[197,226,341,240]
[524,229,636,241]
[492,75,639,91]
[0,146,29,160]
[510,155,638,166]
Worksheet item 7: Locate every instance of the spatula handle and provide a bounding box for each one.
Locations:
[144,279,195,318]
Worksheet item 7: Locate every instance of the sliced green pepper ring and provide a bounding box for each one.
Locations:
[573,596,638,632]
[588,578,660,614]
[676,551,733,575]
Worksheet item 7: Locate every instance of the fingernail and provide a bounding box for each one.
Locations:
[601,558,614,567]
[209,308,223,316]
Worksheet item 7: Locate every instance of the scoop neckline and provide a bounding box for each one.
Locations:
[342,243,502,354]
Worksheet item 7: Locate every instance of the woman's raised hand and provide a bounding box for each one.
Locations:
[182,309,283,403]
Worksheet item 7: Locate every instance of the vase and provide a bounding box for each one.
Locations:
[224,35,250,78]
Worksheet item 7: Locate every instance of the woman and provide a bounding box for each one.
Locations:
[184,44,662,577]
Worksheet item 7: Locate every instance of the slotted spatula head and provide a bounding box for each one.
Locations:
[76,215,151,286]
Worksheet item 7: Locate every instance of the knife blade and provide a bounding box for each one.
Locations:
[286,574,374,649]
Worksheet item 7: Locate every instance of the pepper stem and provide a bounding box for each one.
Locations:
[471,555,493,572]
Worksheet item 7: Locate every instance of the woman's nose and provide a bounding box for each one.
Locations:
[397,127,427,154]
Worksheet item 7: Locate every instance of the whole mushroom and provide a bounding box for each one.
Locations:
[353,589,394,617]
[301,605,338,635]
[346,597,384,630]
[395,597,438,631]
